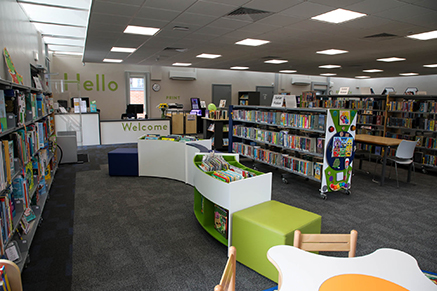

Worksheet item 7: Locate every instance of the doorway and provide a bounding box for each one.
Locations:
[212,84,232,108]
[256,86,274,106]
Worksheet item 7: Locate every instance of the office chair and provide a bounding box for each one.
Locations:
[293,230,358,258]
[214,246,236,291]
[387,140,418,188]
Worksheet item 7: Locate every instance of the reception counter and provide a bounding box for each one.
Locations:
[55,113,101,146]
[100,119,170,145]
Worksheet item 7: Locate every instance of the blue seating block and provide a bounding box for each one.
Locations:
[108,148,138,176]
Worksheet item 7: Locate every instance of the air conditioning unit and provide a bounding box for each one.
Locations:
[169,69,197,81]
[291,77,311,86]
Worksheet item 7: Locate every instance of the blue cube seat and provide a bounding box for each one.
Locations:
[108,148,138,176]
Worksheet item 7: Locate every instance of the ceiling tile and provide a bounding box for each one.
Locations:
[185,1,238,17]
[256,14,303,27]
[195,25,233,36]
[202,0,250,5]
[172,12,216,26]
[279,2,332,19]
[345,0,406,14]
[208,18,251,30]
[143,0,197,12]
[89,12,131,26]
[99,0,145,6]
[135,7,181,22]
[308,0,365,7]
[91,1,139,16]
[129,17,169,28]
[237,22,281,34]
[244,0,302,12]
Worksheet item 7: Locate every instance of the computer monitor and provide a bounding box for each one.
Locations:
[58,100,68,109]
[71,97,90,108]
[126,104,144,119]
[191,98,200,110]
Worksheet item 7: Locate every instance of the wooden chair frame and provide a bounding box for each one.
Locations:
[0,259,23,291]
[214,246,236,291]
[293,230,358,258]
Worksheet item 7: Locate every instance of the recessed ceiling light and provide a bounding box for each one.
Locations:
[316,49,348,55]
[235,38,270,46]
[320,73,337,76]
[311,8,366,24]
[406,30,437,40]
[103,59,123,63]
[279,70,297,73]
[111,47,137,53]
[264,59,288,64]
[196,53,222,59]
[231,66,249,70]
[319,64,341,69]
[399,72,418,76]
[377,57,406,62]
[424,64,437,68]
[363,69,383,73]
[52,51,83,56]
[124,25,160,36]
[355,76,370,79]
[172,63,192,66]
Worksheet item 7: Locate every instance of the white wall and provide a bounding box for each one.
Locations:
[357,75,437,95]
[0,0,46,86]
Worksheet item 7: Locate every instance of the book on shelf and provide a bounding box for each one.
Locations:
[314,162,323,180]
[0,91,7,132]
[214,204,228,239]
[23,207,36,223]
[207,123,215,132]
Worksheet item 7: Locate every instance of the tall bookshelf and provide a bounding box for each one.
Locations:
[229,105,357,199]
[203,116,229,151]
[0,79,57,271]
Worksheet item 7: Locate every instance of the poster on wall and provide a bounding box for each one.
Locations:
[3,48,24,85]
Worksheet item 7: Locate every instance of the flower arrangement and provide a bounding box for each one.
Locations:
[157,103,168,118]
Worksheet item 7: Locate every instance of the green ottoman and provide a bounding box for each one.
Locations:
[232,200,321,282]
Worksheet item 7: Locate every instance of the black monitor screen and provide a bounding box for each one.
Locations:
[127,104,144,115]
[191,98,200,110]
[71,97,90,108]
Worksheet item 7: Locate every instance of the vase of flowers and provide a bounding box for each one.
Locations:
[157,103,168,118]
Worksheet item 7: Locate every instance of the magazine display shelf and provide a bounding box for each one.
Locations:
[0,80,57,271]
[230,105,357,199]
[193,153,272,247]
[138,138,211,186]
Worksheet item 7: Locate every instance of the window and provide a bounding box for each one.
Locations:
[126,72,148,118]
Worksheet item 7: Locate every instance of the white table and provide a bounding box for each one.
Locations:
[267,245,437,291]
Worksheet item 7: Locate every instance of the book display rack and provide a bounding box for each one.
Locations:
[202,117,229,150]
[300,94,437,173]
[193,153,272,246]
[229,105,357,199]
[0,79,57,271]
[238,91,260,106]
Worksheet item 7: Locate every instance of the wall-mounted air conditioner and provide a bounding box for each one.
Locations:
[291,77,311,86]
[169,69,197,80]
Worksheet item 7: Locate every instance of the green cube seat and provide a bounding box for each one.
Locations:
[232,200,321,282]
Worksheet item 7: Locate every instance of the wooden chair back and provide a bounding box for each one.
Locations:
[214,246,236,291]
[0,259,23,291]
[293,230,358,258]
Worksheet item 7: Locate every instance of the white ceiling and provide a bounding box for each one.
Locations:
[81,0,436,77]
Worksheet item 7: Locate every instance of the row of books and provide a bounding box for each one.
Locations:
[0,89,54,133]
[423,154,437,166]
[207,109,228,120]
[300,99,385,111]
[358,115,384,125]
[232,142,322,178]
[198,154,230,172]
[233,125,324,154]
[385,132,436,150]
[387,117,436,131]
[211,170,243,183]
[0,265,11,290]
[387,100,437,113]
[207,123,229,132]
[233,109,326,131]
[140,134,198,142]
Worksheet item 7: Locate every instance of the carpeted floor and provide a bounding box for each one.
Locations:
[21,143,437,290]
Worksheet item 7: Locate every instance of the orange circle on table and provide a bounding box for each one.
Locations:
[319,274,408,291]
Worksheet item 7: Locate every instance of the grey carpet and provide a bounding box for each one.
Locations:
[70,145,437,291]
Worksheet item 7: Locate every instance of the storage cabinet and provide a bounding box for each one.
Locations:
[0,79,57,271]
[230,105,357,199]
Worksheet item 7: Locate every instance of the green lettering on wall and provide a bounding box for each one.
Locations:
[102,74,105,91]
[133,125,138,131]
[142,125,147,131]
[122,123,132,131]
[83,80,93,91]
[64,73,68,91]
[108,81,118,91]
[96,74,99,91]
[154,125,162,130]
[163,125,168,130]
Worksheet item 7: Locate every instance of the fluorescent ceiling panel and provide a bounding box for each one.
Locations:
[319,64,341,69]
[264,59,288,64]
[363,69,383,73]
[406,30,437,40]
[377,57,406,62]
[316,49,348,55]
[196,53,222,59]
[34,23,86,37]
[52,51,83,56]
[355,76,370,79]
[311,8,366,24]
[235,38,270,46]
[43,36,84,46]
[103,59,123,63]
[231,66,249,70]
[124,25,160,36]
[172,63,192,66]
[111,47,137,53]
[47,44,83,52]
[279,70,297,73]
[19,3,88,26]
[19,0,91,10]
[399,72,418,76]
[320,73,337,76]
[424,64,437,68]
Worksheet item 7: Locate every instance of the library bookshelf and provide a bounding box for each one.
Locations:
[193,153,271,247]
[202,117,229,151]
[229,105,357,199]
[0,79,57,271]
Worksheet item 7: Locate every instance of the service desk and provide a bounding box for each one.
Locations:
[100,119,170,145]
[55,113,101,146]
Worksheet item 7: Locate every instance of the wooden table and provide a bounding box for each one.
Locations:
[355,134,403,186]
[267,245,437,291]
